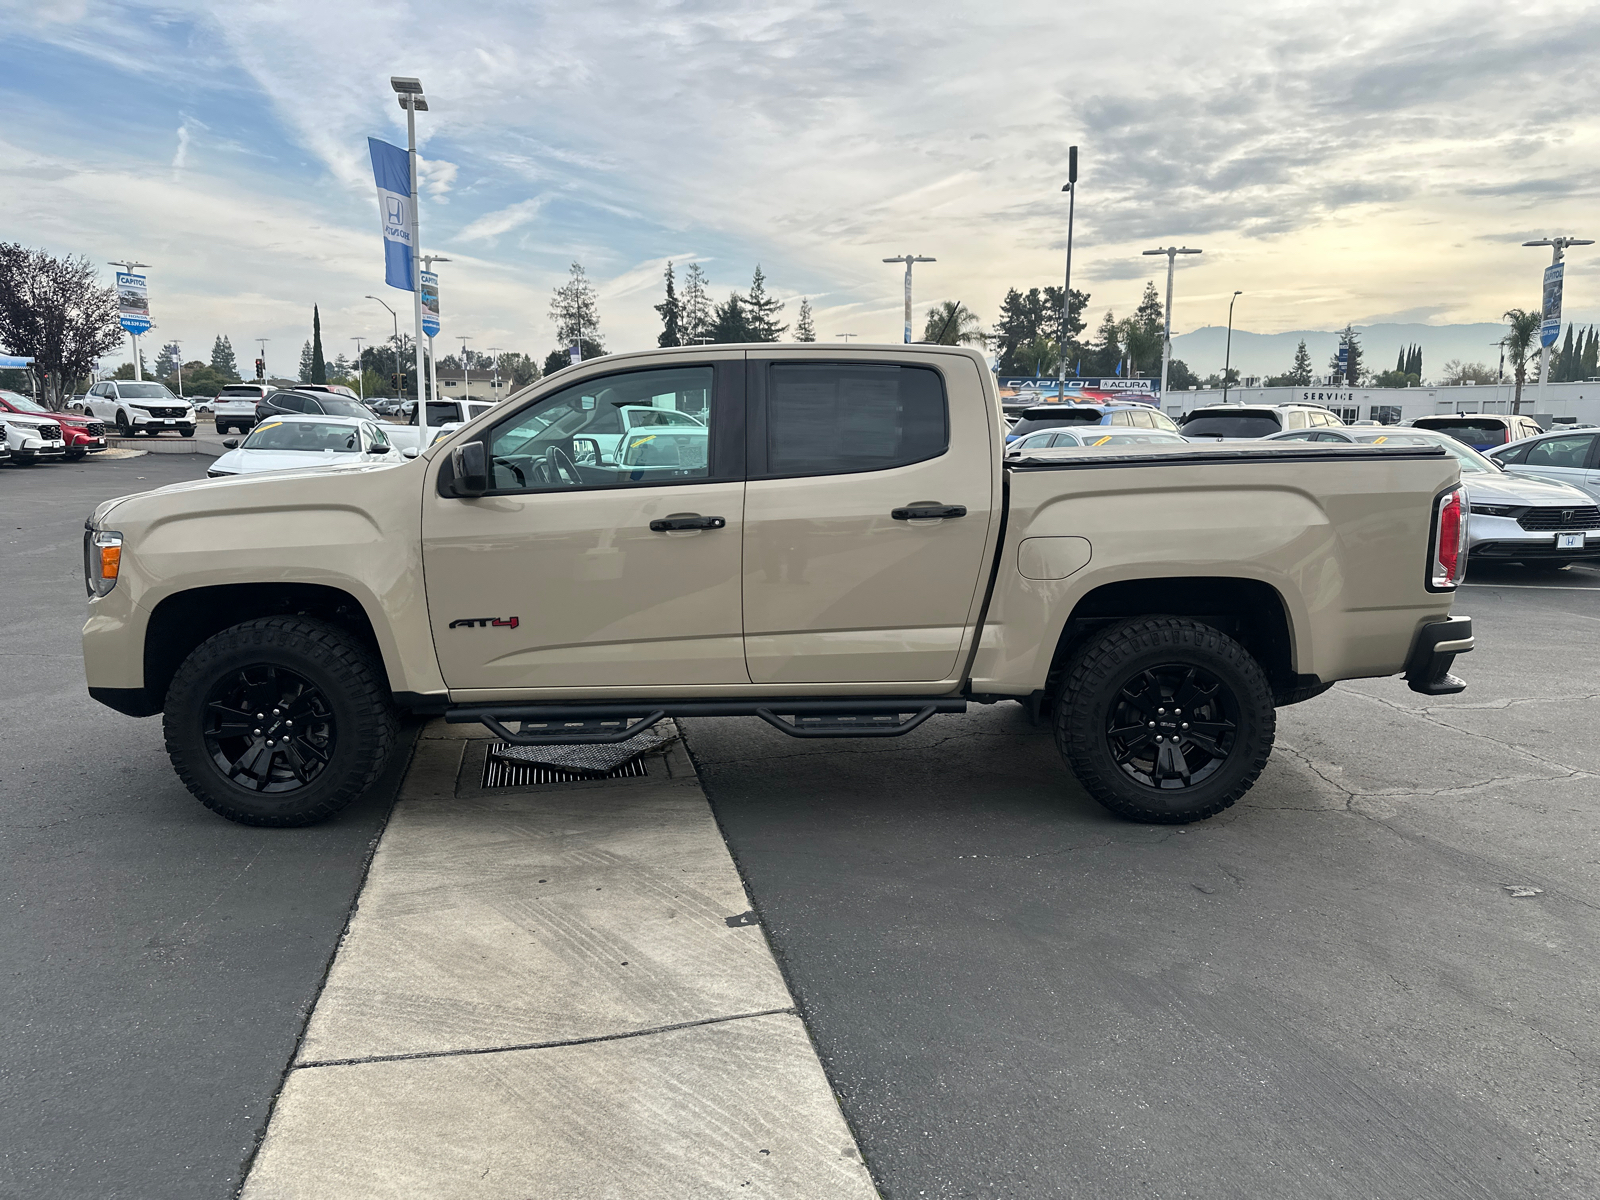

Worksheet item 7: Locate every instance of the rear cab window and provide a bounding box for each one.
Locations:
[752,362,948,477]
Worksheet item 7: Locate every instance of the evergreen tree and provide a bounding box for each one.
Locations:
[1090,309,1121,377]
[1328,324,1364,384]
[1133,280,1163,338]
[311,305,327,384]
[993,288,1031,374]
[795,297,816,342]
[745,265,786,341]
[654,261,682,347]
[710,293,752,343]
[155,341,182,378]
[298,339,315,382]
[210,334,238,380]
[549,262,604,353]
[1585,327,1599,379]
[1395,348,1406,375]
[681,263,711,345]
[1289,339,1313,385]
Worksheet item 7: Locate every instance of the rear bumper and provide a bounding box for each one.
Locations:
[1404,615,1473,696]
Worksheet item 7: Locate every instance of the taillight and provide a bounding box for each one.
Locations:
[1430,487,1464,590]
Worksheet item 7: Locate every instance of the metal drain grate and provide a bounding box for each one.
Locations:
[481,743,651,788]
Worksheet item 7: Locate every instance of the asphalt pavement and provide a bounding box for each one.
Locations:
[683,560,1600,1200]
[0,454,419,1200]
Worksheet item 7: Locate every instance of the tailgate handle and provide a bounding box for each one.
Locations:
[649,514,726,532]
[892,504,966,520]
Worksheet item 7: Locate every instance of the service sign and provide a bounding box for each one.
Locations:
[420,271,440,338]
[1541,263,1564,349]
[117,273,151,335]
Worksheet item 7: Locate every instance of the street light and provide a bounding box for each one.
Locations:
[1141,245,1202,402]
[458,336,471,401]
[1222,291,1243,403]
[390,74,431,442]
[366,295,401,393]
[487,346,502,397]
[836,333,857,343]
[351,337,366,401]
[1057,146,1077,400]
[883,254,935,344]
[1521,236,1594,411]
[108,259,149,380]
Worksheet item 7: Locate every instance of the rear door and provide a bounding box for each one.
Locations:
[1508,432,1600,500]
[741,352,997,684]
[422,357,747,693]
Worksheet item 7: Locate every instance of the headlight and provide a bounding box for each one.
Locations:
[84,527,123,597]
[1468,503,1526,517]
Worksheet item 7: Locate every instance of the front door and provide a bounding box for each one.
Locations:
[741,355,996,684]
[422,359,748,693]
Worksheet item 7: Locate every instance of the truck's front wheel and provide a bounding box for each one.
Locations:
[163,617,398,826]
[1056,617,1275,824]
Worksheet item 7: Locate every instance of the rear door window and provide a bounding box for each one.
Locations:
[1523,434,1596,469]
[756,362,947,477]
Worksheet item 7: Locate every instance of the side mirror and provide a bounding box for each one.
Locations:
[450,439,488,497]
[369,443,391,455]
[222,438,239,449]
[401,446,420,459]
[571,436,601,466]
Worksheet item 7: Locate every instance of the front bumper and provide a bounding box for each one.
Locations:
[14,443,66,460]
[1470,515,1600,561]
[1404,615,1473,696]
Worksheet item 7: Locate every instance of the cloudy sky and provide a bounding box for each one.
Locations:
[3,0,1598,378]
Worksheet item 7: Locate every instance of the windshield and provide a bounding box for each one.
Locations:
[0,390,50,413]
[625,407,705,428]
[117,383,178,400]
[1409,418,1508,445]
[242,420,362,452]
[1179,413,1281,438]
[1010,413,1102,437]
[1352,431,1497,473]
[314,397,370,418]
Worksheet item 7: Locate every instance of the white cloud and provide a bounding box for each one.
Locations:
[458,198,547,242]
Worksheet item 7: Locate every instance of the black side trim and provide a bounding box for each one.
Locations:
[1009,446,1449,471]
[394,690,450,715]
[1404,615,1472,695]
[88,686,160,718]
[446,697,967,741]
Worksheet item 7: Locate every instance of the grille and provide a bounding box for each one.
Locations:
[481,745,650,788]
[35,425,61,441]
[1518,505,1600,531]
[85,422,105,436]
[148,407,188,419]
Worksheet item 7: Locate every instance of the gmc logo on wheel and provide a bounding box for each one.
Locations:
[449,616,520,629]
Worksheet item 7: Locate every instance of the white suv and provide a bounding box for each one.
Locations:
[1,411,67,463]
[212,382,272,434]
[83,380,197,438]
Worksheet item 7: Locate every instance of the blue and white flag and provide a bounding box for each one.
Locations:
[368,137,414,291]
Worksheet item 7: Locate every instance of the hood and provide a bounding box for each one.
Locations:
[92,457,407,528]
[4,413,61,429]
[211,448,368,474]
[1464,470,1594,506]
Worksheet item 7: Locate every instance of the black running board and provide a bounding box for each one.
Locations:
[445,698,967,745]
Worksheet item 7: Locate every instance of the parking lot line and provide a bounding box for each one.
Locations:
[240,721,876,1199]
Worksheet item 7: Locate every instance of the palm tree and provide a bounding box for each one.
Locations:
[922,300,986,346]
[1501,308,1541,413]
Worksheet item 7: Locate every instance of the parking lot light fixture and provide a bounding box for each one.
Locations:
[1057,146,1077,400]
[1223,291,1242,403]
[366,295,401,392]
[458,336,471,401]
[351,337,366,401]
[387,75,431,442]
[1142,246,1202,403]
[1521,236,1594,410]
[883,255,935,344]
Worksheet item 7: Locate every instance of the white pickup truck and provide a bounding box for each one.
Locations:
[82,344,1472,829]
[82,380,197,437]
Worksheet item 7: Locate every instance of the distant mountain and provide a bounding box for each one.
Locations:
[1170,323,1511,381]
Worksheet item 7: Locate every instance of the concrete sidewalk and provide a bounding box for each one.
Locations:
[241,722,875,1199]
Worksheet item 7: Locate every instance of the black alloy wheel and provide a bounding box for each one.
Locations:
[201,664,336,793]
[1055,617,1275,824]
[1104,664,1237,790]
[116,411,133,437]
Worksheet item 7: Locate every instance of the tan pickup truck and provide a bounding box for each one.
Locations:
[82,345,1472,828]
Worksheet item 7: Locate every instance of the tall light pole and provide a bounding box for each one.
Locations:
[458,336,471,402]
[487,346,502,399]
[836,333,857,343]
[108,259,149,380]
[391,75,431,444]
[255,338,270,382]
[1222,291,1243,403]
[421,253,451,407]
[1141,246,1202,403]
[351,337,366,401]
[1058,146,1078,400]
[171,338,183,398]
[1522,236,1593,411]
[883,254,935,344]
[366,294,400,394]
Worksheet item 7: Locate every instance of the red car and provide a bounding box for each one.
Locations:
[0,390,107,460]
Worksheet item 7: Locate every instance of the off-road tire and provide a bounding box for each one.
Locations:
[1056,616,1275,824]
[163,617,398,827]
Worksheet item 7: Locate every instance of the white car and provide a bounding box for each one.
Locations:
[83,380,197,437]
[212,382,273,434]
[206,415,401,479]
[1,411,67,464]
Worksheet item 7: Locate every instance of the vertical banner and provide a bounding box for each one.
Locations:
[116,272,151,335]
[368,137,414,291]
[903,270,912,344]
[420,270,440,337]
[1541,263,1564,348]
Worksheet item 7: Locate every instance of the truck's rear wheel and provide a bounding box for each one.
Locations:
[163,617,397,826]
[1056,617,1275,824]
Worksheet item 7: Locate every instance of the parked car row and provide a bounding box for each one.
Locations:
[0,390,106,464]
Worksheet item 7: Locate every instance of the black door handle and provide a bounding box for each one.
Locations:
[649,515,727,532]
[892,505,967,520]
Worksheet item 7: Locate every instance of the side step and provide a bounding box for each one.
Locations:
[445,698,967,745]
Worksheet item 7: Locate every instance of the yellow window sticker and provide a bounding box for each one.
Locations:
[1092,434,1112,446]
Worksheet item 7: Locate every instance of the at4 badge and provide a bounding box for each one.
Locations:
[448,616,520,629]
